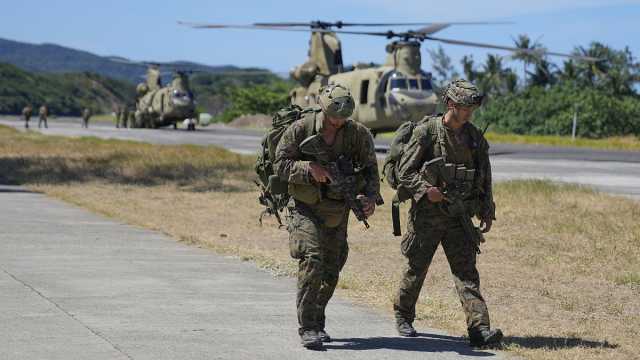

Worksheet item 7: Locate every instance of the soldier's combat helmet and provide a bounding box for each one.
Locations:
[441,79,484,107]
[318,84,355,118]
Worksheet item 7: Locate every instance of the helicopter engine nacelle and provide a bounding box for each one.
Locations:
[136,83,149,98]
[290,61,319,87]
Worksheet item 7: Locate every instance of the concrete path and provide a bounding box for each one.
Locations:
[0,185,507,360]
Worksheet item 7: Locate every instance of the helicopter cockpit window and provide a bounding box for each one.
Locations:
[420,79,433,91]
[389,72,407,91]
[408,79,419,89]
[172,90,187,98]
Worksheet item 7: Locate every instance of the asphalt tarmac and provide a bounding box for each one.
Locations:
[1,116,638,199]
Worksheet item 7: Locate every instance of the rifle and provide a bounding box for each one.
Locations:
[254,180,284,227]
[422,157,484,254]
[299,135,370,229]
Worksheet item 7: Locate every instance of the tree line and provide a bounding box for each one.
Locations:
[429,37,640,138]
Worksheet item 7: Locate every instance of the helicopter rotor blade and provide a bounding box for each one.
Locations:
[424,35,600,62]
[252,21,507,28]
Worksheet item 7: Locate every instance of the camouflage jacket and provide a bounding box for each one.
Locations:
[397,115,496,220]
[274,110,381,206]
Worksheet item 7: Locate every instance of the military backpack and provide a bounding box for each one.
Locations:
[255,105,317,225]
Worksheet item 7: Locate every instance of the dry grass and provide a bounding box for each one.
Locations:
[2,125,639,360]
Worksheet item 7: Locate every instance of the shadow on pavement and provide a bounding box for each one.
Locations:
[503,335,618,350]
[0,187,38,194]
[325,332,495,357]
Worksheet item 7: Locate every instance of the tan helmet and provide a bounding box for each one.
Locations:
[441,79,484,107]
[317,84,355,118]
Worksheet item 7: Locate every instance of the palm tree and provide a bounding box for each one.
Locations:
[574,42,640,95]
[528,59,557,88]
[477,54,512,95]
[512,34,544,87]
[460,55,477,82]
[557,59,579,84]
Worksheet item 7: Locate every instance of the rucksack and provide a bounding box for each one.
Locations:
[382,115,436,197]
[255,105,317,226]
[383,114,485,236]
[382,115,439,236]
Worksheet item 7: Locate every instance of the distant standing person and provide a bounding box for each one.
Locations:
[22,105,33,129]
[82,108,92,128]
[128,108,135,128]
[115,106,122,128]
[38,104,49,129]
[120,106,130,128]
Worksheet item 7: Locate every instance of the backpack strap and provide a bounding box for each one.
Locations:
[434,117,448,164]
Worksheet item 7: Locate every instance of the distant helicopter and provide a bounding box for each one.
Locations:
[181,21,598,135]
[133,64,198,129]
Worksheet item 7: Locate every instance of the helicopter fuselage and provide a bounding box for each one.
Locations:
[297,66,437,134]
[133,76,196,129]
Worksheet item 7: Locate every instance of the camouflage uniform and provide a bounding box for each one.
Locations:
[82,108,92,128]
[38,105,48,129]
[274,85,380,348]
[393,79,501,345]
[115,106,122,128]
[128,110,136,128]
[120,106,129,128]
[22,106,32,129]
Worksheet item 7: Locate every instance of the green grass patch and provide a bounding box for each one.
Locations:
[615,273,640,287]
[379,130,640,151]
[485,132,640,151]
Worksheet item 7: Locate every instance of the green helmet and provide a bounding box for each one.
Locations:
[318,84,355,118]
[441,79,484,107]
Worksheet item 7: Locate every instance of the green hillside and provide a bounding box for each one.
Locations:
[0,63,135,115]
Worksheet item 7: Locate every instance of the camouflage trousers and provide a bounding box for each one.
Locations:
[38,116,47,129]
[393,203,491,332]
[287,199,349,332]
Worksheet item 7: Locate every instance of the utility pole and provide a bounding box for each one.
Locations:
[571,105,578,141]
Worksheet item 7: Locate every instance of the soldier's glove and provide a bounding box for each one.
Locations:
[479,217,493,235]
[357,194,376,217]
[426,186,444,203]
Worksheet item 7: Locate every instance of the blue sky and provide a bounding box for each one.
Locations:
[2,0,639,76]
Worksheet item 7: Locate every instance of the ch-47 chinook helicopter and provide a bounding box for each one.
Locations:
[133,64,198,129]
[180,20,598,135]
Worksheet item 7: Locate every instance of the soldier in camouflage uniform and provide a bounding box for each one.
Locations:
[393,79,503,347]
[22,105,33,129]
[128,108,136,128]
[120,106,130,128]
[82,108,92,128]
[114,106,122,128]
[38,104,49,129]
[274,84,381,350]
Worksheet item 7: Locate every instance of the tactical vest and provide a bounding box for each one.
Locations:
[391,116,484,236]
[289,112,358,207]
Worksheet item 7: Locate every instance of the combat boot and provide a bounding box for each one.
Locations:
[468,327,503,348]
[396,321,417,337]
[299,329,323,349]
[318,329,331,343]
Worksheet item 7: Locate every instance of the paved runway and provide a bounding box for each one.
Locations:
[0,185,508,359]
[1,116,638,199]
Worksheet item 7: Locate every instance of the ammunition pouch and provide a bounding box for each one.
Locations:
[267,174,289,196]
[289,183,321,205]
